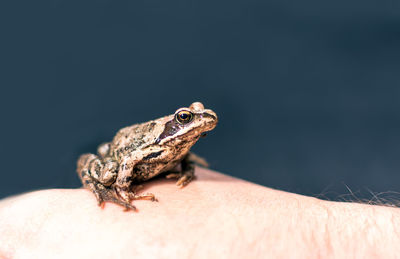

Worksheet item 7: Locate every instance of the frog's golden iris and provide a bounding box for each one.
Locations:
[175,110,193,124]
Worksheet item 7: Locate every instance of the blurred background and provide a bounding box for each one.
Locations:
[1,0,400,202]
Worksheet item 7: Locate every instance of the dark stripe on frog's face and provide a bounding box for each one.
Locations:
[143,150,164,160]
[155,119,182,144]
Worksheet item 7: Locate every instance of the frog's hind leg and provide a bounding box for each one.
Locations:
[77,154,136,211]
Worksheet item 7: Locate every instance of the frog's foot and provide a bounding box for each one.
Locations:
[89,181,137,211]
[166,169,195,188]
[114,187,157,211]
[83,178,136,211]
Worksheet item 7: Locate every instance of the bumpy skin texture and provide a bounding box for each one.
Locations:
[77,102,218,210]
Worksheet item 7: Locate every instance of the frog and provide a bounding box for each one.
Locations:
[76,102,218,211]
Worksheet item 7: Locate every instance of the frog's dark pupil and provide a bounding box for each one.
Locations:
[176,111,192,124]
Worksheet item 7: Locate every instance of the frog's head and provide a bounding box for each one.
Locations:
[155,102,218,145]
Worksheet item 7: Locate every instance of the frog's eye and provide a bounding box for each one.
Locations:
[175,110,193,124]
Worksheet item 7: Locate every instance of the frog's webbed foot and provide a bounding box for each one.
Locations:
[166,171,194,187]
[84,177,137,211]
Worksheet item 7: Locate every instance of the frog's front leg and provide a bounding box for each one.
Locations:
[166,152,206,187]
[77,153,136,210]
[114,158,157,206]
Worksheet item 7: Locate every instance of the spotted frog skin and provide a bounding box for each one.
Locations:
[77,102,218,210]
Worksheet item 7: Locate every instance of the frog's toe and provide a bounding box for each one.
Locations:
[130,192,158,202]
[106,197,136,210]
[176,173,195,188]
[112,187,138,210]
[166,171,195,187]
[120,201,137,211]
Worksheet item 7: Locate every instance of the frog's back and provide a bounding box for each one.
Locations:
[110,120,162,159]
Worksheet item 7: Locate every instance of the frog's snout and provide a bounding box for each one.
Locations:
[206,110,218,122]
[203,109,218,130]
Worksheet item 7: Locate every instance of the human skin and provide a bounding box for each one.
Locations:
[0,167,399,258]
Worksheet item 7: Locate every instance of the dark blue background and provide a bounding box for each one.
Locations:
[1,0,400,201]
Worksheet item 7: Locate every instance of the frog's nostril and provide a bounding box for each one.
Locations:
[205,111,218,122]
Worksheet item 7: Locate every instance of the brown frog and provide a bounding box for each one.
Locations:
[77,102,218,210]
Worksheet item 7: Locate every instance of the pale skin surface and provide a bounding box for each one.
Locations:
[1,167,400,259]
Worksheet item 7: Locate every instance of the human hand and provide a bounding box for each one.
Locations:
[1,167,399,258]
